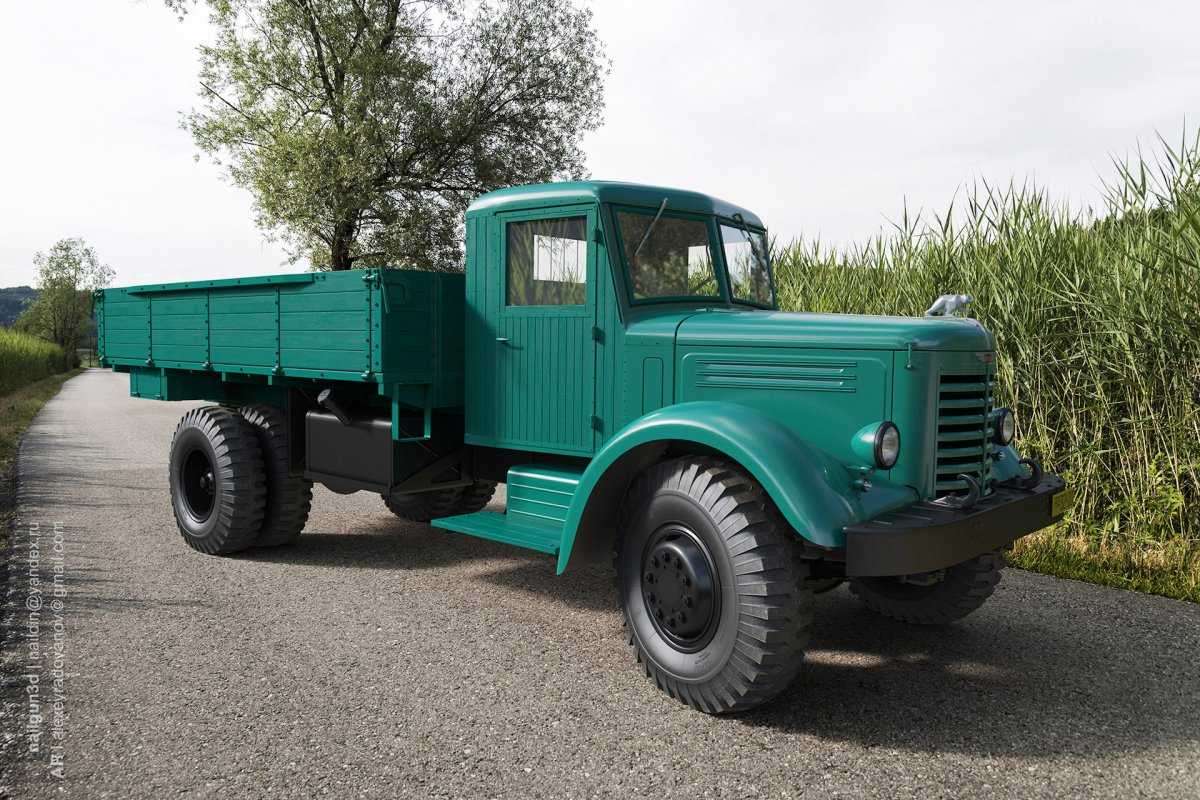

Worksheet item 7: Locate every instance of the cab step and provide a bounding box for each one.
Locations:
[430,464,583,555]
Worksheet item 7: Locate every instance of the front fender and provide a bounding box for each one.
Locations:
[556,401,917,573]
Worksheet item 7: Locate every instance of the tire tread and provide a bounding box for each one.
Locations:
[169,406,266,555]
[616,456,813,714]
[383,480,497,523]
[239,404,313,547]
[849,551,1005,625]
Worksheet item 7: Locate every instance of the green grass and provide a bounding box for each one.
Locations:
[1010,526,1199,602]
[0,327,73,396]
[0,369,84,548]
[772,129,1200,603]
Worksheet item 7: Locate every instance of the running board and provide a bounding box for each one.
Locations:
[430,464,583,556]
[429,511,561,554]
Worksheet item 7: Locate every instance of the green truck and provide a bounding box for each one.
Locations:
[96,181,1072,713]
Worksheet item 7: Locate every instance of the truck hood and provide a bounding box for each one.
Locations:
[676,309,994,352]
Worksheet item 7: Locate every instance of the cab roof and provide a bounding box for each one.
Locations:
[467,181,765,229]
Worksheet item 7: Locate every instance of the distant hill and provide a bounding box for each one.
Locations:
[0,286,38,327]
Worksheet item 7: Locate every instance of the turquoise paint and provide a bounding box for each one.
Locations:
[851,421,891,467]
[98,180,1040,572]
[677,309,994,352]
[990,445,1025,482]
[554,401,919,574]
[468,181,764,228]
[432,511,560,554]
[505,464,584,527]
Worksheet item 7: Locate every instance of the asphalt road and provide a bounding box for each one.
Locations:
[3,369,1199,799]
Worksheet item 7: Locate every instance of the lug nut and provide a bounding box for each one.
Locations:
[684,597,693,608]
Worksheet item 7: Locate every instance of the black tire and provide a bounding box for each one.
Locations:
[382,480,497,523]
[239,404,313,547]
[806,577,845,594]
[168,406,266,555]
[616,457,813,714]
[849,551,1005,625]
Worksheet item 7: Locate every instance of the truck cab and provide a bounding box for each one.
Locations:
[463,182,777,455]
[97,180,1071,715]
[465,182,996,496]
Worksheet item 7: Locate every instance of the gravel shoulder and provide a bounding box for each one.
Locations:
[2,369,1198,799]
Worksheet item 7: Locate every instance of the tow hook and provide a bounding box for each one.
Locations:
[1015,458,1044,490]
[940,473,981,510]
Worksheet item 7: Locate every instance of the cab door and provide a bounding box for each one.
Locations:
[488,204,597,455]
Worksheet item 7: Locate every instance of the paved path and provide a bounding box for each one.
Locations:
[2,369,1198,798]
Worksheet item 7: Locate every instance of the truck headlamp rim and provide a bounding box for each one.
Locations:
[874,421,901,469]
[993,407,1016,445]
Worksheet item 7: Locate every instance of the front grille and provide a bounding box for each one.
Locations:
[934,372,994,497]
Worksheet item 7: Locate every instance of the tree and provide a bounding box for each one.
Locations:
[17,238,114,356]
[182,0,608,271]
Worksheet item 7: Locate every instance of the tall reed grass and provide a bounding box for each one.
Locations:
[0,328,73,396]
[773,131,1200,599]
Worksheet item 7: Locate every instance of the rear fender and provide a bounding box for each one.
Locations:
[556,401,916,573]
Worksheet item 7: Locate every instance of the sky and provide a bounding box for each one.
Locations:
[1,0,1197,288]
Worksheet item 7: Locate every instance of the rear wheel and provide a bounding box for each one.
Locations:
[805,577,845,594]
[849,551,1004,625]
[616,457,813,714]
[168,406,266,555]
[239,404,313,547]
[382,481,497,523]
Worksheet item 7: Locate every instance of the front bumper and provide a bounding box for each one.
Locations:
[844,473,1069,577]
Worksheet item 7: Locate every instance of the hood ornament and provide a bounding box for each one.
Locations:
[925,293,972,317]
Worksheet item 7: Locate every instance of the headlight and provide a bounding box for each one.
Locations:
[993,407,1016,445]
[874,422,901,469]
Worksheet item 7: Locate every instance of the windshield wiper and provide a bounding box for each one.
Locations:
[632,198,668,264]
[731,212,769,272]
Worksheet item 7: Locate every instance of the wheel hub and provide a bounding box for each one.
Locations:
[641,525,719,650]
[180,448,216,522]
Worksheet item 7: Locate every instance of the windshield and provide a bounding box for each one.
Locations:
[719,223,773,306]
[616,210,721,301]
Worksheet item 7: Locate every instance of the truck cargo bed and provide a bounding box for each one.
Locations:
[96,268,465,407]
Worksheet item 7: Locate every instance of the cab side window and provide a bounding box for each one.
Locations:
[506,216,587,306]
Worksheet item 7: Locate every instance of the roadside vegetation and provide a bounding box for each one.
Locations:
[2,235,110,398]
[1,237,109,543]
[773,131,1200,602]
[0,329,83,545]
[0,369,83,546]
[0,328,73,396]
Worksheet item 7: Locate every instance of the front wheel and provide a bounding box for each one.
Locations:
[616,457,813,714]
[849,551,1005,625]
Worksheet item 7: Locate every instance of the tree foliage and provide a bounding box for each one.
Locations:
[16,238,114,355]
[184,0,608,270]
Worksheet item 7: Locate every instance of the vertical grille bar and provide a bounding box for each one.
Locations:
[934,370,994,497]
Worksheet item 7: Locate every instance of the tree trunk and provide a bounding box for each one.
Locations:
[330,218,355,270]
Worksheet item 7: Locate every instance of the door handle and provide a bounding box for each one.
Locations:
[495,337,510,343]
